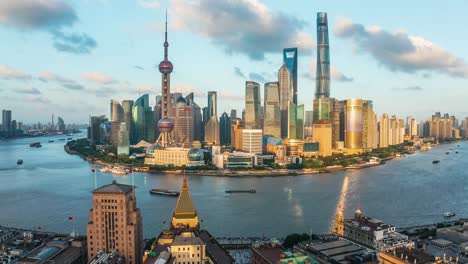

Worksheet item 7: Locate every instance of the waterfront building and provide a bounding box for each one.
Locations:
[345,99,363,149]
[110,100,124,122]
[143,179,235,264]
[242,129,263,154]
[362,100,378,149]
[263,81,281,137]
[132,94,156,144]
[204,91,220,146]
[245,81,262,129]
[312,120,332,156]
[225,152,260,169]
[251,243,318,264]
[220,112,231,146]
[122,100,134,141]
[379,114,390,148]
[87,181,143,264]
[231,118,244,151]
[282,139,304,157]
[462,118,468,138]
[145,147,204,167]
[2,110,12,137]
[88,115,108,145]
[335,209,411,250]
[331,100,346,149]
[117,122,130,155]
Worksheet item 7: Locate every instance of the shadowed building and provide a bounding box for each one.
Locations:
[110,100,124,122]
[87,181,143,264]
[220,112,231,146]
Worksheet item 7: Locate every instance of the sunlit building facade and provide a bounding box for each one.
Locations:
[278,63,291,139]
[231,118,244,151]
[245,81,261,129]
[110,100,124,122]
[263,81,281,138]
[345,99,363,149]
[312,120,332,156]
[242,129,263,154]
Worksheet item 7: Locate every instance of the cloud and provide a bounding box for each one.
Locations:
[38,71,84,90]
[307,59,353,82]
[24,95,51,104]
[234,67,246,79]
[170,0,314,60]
[0,65,31,80]
[138,0,160,9]
[81,72,115,84]
[15,86,41,94]
[248,72,266,83]
[51,30,97,54]
[335,17,468,78]
[0,0,97,54]
[392,85,423,91]
[218,89,243,101]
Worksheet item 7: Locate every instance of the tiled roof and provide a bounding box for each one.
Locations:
[94,181,133,194]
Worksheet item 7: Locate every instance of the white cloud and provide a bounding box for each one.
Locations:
[15,86,41,94]
[81,72,115,84]
[0,65,31,80]
[308,59,353,82]
[138,0,160,9]
[335,16,468,78]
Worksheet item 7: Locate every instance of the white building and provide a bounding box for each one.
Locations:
[242,129,263,154]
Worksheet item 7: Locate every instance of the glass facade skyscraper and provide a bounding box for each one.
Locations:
[296,104,304,139]
[278,64,291,138]
[219,112,231,146]
[245,81,261,129]
[282,48,298,105]
[132,94,155,143]
[263,82,281,138]
[315,12,330,99]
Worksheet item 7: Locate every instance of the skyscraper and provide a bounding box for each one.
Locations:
[296,104,305,139]
[230,109,237,121]
[263,82,281,137]
[185,93,203,141]
[245,81,261,129]
[219,112,231,146]
[231,118,244,151]
[315,12,330,99]
[88,115,108,145]
[122,100,134,141]
[117,122,130,155]
[156,13,175,147]
[2,110,12,136]
[132,94,155,143]
[204,91,220,145]
[345,99,363,149]
[110,100,124,122]
[362,100,377,149]
[288,102,297,139]
[87,181,143,264]
[379,114,389,148]
[278,64,290,138]
[282,48,298,104]
[172,96,193,146]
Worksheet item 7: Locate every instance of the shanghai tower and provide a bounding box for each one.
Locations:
[313,12,333,123]
[315,12,330,99]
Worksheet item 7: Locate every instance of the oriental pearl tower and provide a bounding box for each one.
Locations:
[156,11,175,147]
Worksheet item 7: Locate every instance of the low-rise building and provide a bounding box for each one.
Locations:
[145,147,205,167]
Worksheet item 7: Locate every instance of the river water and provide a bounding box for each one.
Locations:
[0,133,467,238]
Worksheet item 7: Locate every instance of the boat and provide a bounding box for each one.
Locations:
[456,151,459,154]
[445,152,450,155]
[58,138,66,141]
[48,140,54,143]
[225,189,256,193]
[432,160,440,164]
[67,137,73,140]
[66,133,73,136]
[150,189,180,196]
[443,212,456,217]
[17,159,23,165]
[29,142,42,148]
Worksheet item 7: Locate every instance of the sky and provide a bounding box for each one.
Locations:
[1,0,468,124]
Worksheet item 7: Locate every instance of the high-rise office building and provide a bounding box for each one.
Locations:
[263,82,281,138]
[230,109,237,121]
[312,120,332,156]
[242,129,263,154]
[204,91,220,145]
[171,96,193,146]
[379,114,389,148]
[110,100,124,122]
[288,102,297,139]
[304,111,314,139]
[2,110,12,136]
[296,104,304,139]
[117,122,130,155]
[87,181,143,264]
[245,81,261,129]
[278,63,290,138]
[88,115,108,145]
[122,100,134,141]
[231,118,244,151]
[283,48,298,104]
[362,100,377,149]
[315,12,330,99]
[345,99,363,149]
[156,13,175,147]
[331,100,345,148]
[185,93,203,142]
[57,116,65,131]
[219,112,231,146]
[132,94,155,143]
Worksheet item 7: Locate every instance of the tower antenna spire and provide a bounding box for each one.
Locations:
[164,9,168,60]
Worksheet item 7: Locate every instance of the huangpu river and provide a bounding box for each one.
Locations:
[1,133,467,238]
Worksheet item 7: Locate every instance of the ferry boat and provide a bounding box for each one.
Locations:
[443,212,456,217]
[225,189,256,194]
[445,152,450,155]
[67,137,73,140]
[456,151,459,154]
[48,140,54,143]
[58,138,66,141]
[432,160,440,164]
[17,159,23,165]
[29,142,41,148]
[150,189,180,196]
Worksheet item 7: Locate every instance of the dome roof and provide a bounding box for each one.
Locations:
[159,59,173,74]
[188,148,204,161]
[176,96,186,104]
[355,209,362,215]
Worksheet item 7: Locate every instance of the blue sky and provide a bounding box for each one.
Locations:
[1,0,467,124]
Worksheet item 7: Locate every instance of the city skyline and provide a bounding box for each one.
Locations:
[1,1,468,123]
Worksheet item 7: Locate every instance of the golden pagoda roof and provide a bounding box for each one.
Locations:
[173,178,197,219]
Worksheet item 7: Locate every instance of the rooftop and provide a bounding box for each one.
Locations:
[94,181,133,194]
[173,178,197,219]
[172,232,204,246]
